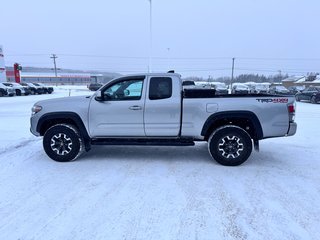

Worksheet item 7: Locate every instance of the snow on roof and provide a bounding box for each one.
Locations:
[295,77,307,83]
[282,76,305,82]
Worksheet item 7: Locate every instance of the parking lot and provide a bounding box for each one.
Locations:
[0,87,319,240]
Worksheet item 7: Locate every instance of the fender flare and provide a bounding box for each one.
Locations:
[201,111,264,140]
[37,112,91,150]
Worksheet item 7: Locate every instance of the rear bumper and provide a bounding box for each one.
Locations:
[287,122,297,136]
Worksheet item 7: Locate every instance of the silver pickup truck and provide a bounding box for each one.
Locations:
[30,73,297,166]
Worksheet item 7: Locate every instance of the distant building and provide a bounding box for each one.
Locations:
[282,76,320,87]
[6,71,103,85]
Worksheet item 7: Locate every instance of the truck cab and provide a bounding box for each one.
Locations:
[90,74,182,137]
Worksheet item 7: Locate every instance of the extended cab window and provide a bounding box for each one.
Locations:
[103,79,143,101]
[149,77,172,100]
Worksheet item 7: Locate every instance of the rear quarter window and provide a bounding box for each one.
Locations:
[149,77,172,100]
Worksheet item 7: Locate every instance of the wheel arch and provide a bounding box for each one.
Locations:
[201,111,263,141]
[37,112,91,151]
[0,88,6,95]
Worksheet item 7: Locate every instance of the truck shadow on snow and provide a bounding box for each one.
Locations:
[80,142,215,164]
[78,143,283,166]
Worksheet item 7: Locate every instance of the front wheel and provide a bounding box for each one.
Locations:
[208,125,253,166]
[43,124,84,162]
[311,96,317,104]
[295,95,300,102]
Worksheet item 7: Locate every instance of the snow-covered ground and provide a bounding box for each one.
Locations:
[0,87,319,240]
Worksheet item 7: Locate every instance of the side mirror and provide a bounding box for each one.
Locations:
[124,89,130,96]
[95,90,104,101]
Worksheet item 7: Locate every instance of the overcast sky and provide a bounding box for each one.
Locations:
[1,0,320,78]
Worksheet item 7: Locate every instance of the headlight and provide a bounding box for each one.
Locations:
[31,105,42,115]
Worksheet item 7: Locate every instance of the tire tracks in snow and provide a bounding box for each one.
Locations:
[170,161,248,240]
[0,137,40,156]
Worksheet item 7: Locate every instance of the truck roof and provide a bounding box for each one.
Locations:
[116,72,181,78]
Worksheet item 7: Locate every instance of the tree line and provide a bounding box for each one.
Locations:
[184,73,289,83]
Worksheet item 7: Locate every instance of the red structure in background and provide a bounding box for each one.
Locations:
[14,63,22,83]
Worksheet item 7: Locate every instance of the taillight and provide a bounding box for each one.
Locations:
[288,104,295,113]
[288,103,296,122]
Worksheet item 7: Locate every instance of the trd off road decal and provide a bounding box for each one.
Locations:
[256,98,288,103]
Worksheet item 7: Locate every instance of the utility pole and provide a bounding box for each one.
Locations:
[50,54,58,77]
[278,70,282,82]
[231,57,235,88]
[148,0,152,73]
[167,47,170,71]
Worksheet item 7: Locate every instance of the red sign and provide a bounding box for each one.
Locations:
[14,63,21,83]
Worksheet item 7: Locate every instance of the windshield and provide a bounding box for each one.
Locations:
[234,84,248,90]
[212,83,226,89]
[276,86,288,90]
[255,84,268,90]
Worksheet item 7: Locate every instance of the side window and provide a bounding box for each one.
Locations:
[149,77,172,100]
[103,79,143,101]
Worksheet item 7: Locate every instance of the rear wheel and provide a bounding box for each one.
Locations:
[311,96,317,104]
[43,124,84,162]
[208,125,253,166]
[16,89,21,96]
[295,95,300,102]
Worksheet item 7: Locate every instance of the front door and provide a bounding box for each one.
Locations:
[89,76,146,137]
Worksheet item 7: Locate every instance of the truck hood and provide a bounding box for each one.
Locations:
[35,95,92,115]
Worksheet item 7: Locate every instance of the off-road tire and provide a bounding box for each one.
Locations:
[208,125,253,166]
[43,124,84,162]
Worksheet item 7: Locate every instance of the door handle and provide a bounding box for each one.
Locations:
[129,106,142,110]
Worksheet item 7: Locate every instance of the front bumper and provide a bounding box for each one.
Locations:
[30,114,41,136]
[287,122,297,136]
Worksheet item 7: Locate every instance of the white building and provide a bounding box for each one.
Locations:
[0,45,6,82]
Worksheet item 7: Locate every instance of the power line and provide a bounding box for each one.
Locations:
[6,53,320,61]
[235,57,320,61]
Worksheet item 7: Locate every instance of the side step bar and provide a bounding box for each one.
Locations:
[91,138,195,146]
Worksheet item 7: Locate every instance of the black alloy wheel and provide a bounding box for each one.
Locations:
[43,124,84,162]
[208,125,253,166]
